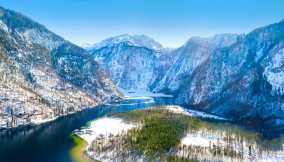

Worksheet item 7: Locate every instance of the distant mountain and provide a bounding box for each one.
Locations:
[86,34,164,51]
[0,6,121,128]
[154,34,241,92]
[87,34,170,92]
[87,33,240,94]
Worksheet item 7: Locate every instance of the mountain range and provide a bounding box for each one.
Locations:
[88,21,284,132]
[0,5,284,132]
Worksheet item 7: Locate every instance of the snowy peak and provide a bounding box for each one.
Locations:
[87,33,169,92]
[87,34,164,51]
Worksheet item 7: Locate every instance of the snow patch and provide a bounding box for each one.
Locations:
[19,29,62,50]
[74,117,136,145]
[264,48,284,95]
[164,105,227,121]
[0,20,9,33]
[181,132,223,147]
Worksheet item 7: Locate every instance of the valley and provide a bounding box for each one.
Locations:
[0,4,284,162]
[88,20,284,132]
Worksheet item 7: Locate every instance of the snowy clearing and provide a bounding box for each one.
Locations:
[164,105,228,121]
[74,117,136,145]
[180,132,223,147]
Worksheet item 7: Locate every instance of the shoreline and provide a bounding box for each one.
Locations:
[74,106,284,162]
[73,106,204,161]
[70,134,91,162]
[118,88,174,99]
[74,116,136,145]
[0,107,90,133]
[0,97,114,134]
[74,105,228,144]
[73,116,138,161]
[0,87,127,132]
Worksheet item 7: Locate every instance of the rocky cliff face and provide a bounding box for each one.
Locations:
[154,34,240,93]
[88,34,172,92]
[172,20,284,131]
[0,7,121,129]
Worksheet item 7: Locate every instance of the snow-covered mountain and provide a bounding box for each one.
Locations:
[87,34,171,92]
[166,20,284,131]
[88,34,240,94]
[0,6,121,129]
[86,34,163,51]
[154,34,241,92]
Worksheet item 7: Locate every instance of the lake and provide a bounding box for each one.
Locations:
[0,97,173,162]
[0,96,283,162]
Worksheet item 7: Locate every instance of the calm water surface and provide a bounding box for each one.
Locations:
[0,97,173,162]
[0,97,283,162]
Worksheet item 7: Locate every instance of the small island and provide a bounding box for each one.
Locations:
[72,106,284,162]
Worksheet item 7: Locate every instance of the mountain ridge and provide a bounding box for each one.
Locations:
[85,34,164,51]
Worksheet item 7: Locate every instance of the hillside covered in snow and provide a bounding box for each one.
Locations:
[0,6,121,129]
[87,34,175,92]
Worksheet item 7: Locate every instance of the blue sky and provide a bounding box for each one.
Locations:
[1,0,284,47]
